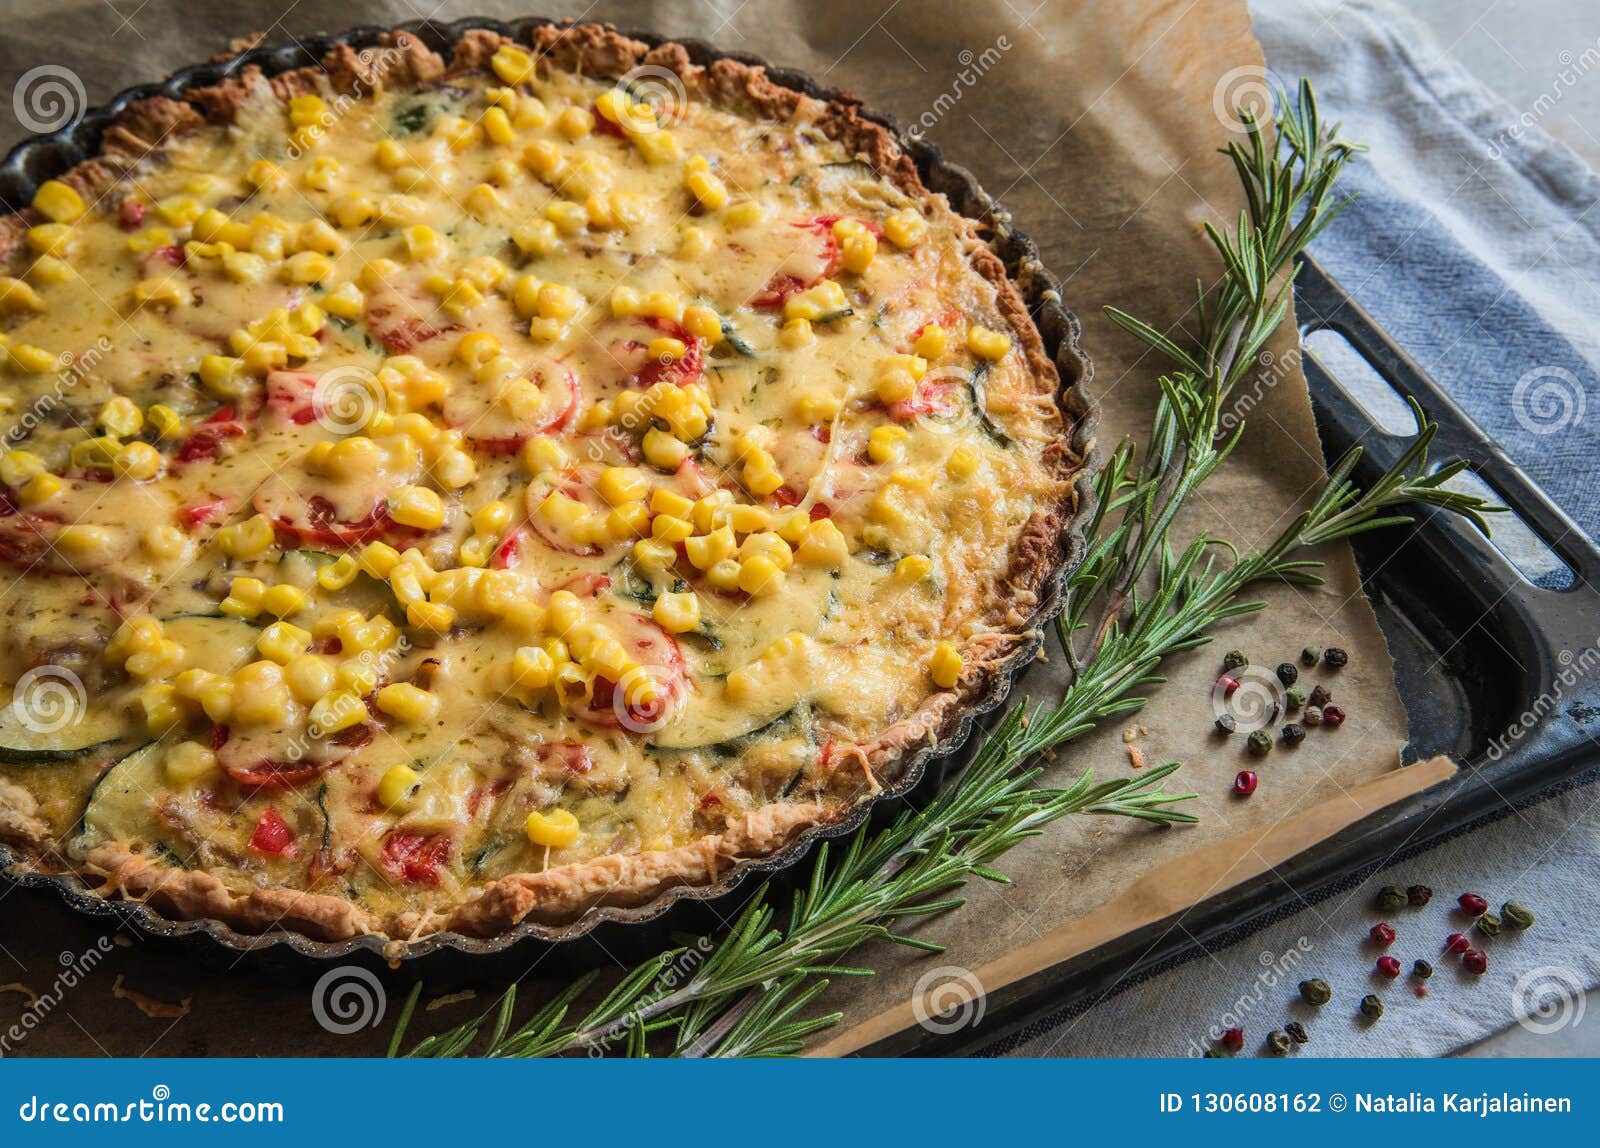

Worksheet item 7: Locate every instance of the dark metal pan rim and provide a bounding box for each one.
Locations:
[0,14,1098,961]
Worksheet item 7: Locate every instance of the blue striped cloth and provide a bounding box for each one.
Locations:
[1253,0,1600,574]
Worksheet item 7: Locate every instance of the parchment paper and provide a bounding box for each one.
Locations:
[0,0,1444,1058]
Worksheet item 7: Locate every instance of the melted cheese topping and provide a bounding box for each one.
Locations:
[0,63,1064,929]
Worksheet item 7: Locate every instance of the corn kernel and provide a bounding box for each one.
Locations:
[967,324,1011,360]
[406,600,456,632]
[257,621,311,664]
[97,395,143,437]
[483,105,515,145]
[165,741,218,784]
[929,641,964,688]
[510,644,555,690]
[6,342,56,373]
[389,484,445,530]
[839,229,877,274]
[783,279,848,323]
[636,427,687,470]
[737,555,782,596]
[940,444,980,480]
[797,518,849,567]
[682,305,722,344]
[685,165,728,210]
[314,553,359,591]
[526,808,580,849]
[113,441,163,481]
[653,591,701,634]
[883,209,928,249]
[376,682,438,725]
[0,277,44,313]
[310,689,366,734]
[895,555,934,584]
[260,583,308,617]
[213,514,276,559]
[32,179,85,223]
[651,514,694,543]
[869,424,910,465]
[632,538,678,572]
[597,466,648,506]
[556,105,594,140]
[546,589,583,635]
[685,526,736,570]
[377,762,422,809]
[135,683,185,735]
[142,523,187,559]
[913,323,949,360]
[511,219,560,256]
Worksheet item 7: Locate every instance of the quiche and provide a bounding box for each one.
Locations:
[0,24,1080,948]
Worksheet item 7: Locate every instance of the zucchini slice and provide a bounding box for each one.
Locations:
[649,686,806,752]
[160,614,261,676]
[0,699,130,764]
[73,740,163,851]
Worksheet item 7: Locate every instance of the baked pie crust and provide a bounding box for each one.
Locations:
[0,23,1082,948]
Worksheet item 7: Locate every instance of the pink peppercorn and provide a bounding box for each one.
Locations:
[1370,922,1396,947]
[1376,955,1402,979]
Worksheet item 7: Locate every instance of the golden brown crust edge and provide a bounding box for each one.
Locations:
[0,21,1085,946]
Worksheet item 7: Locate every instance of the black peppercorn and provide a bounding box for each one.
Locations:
[1281,722,1307,746]
[1299,979,1332,1006]
[1374,885,1407,912]
[1359,994,1383,1021]
[1407,884,1433,907]
[1413,959,1434,979]
[1285,686,1306,710]
[1284,1021,1309,1045]
[1275,662,1299,686]
[1300,646,1321,667]
[1215,713,1237,735]
[1308,684,1332,708]
[1247,729,1272,756]
[1222,650,1249,671]
[1302,706,1323,726]
[1322,647,1348,669]
[1476,911,1503,938]
[1502,901,1535,931]
[1267,1029,1293,1056]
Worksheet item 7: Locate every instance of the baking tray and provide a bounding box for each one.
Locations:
[0,16,1095,979]
[865,254,1600,1056]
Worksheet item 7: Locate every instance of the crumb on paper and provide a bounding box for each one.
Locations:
[113,974,191,1020]
[0,982,40,1006]
[426,989,478,1012]
[1126,745,1146,769]
[1121,724,1150,744]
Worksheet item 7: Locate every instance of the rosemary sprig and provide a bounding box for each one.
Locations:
[386,81,1498,1058]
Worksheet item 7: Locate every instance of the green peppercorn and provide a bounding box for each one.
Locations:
[1300,646,1321,667]
[1407,884,1433,907]
[1359,994,1383,1021]
[1299,979,1332,1006]
[1247,729,1272,756]
[1267,1029,1293,1056]
[1285,686,1306,710]
[1374,885,1407,912]
[1502,901,1535,931]
[1413,959,1434,979]
[1223,649,1249,671]
[1476,911,1503,938]
[1284,1021,1309,1045]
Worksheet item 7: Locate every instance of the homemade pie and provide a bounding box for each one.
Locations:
[0,24,1080,948]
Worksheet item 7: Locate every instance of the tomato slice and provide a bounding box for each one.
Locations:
[363,284,455,354]
[749,215,881,310]
[263,369,320,427]
[380,831,452,886]
[248,808,297,857]
[535,741,594,774]
[447,367,580,455]
[222,724,370,790]
[887,377,964,422]
[175,405,251,464]
[252,487,412,549]
[601,318,705,389]
[573,614,687,731]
